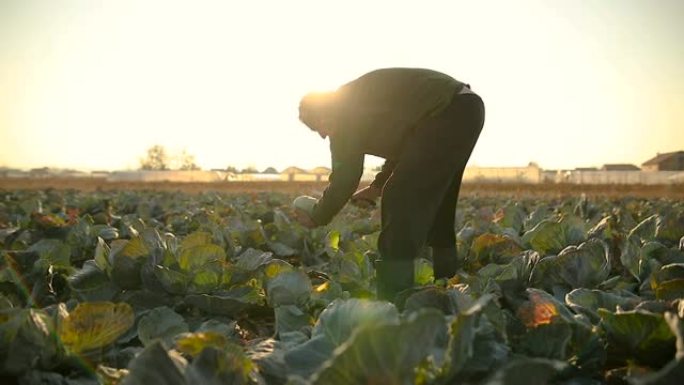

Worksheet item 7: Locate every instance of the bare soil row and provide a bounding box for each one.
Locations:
[1,178,682,200]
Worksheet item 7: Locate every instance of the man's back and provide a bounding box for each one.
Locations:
[332,68,466,159]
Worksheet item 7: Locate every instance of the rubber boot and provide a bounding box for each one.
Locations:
[374,259,415,302]
[432,247,458,280]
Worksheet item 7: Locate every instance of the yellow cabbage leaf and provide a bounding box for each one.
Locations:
[59,302,134,353]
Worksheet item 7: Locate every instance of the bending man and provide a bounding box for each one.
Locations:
[295,68,485,301]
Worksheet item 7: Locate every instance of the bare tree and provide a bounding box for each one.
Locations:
[140,145,169,170]
[179,150,200,170]
[240,166,259,174]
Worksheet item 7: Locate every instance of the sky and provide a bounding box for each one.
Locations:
[1,0,682,172]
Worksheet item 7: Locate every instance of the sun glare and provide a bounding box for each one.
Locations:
[0,1,682,172]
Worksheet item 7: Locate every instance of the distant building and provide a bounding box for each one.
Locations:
[29,167,51,178]
[601,164,640,171]
[0,168,27,178]
[574,167,598,172]
[108,170,228,182]
[0,167,13,178]
[642,151,684,171]
[90,170,110,177]
[309,167,332,182]
[463,163,543,183]
[280,167,308,182]
[58,169,89,178]
[541,170,562,183]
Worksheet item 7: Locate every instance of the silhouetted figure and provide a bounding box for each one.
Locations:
[295,68,485,301]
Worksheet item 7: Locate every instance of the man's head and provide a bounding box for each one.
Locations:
[299,91,336,139]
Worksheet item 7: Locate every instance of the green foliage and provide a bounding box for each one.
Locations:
[0,309,62,374]
[598,309,676,367]
[309,310,444,385]
[137,306,189,347]
[0,189,683,384]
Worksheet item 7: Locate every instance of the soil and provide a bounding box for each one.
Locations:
[1,178,682,199]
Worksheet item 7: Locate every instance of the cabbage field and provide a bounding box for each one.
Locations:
[1,188,683,385]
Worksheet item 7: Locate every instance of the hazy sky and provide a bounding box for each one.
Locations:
[1,0,682,171]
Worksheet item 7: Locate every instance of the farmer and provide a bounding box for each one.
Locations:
[294,68,485,301]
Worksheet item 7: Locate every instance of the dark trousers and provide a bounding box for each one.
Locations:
[378,93,485,268]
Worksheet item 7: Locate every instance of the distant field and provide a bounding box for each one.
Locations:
[1,177,683,199]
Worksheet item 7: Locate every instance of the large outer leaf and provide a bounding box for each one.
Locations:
[517,288,576,327]
[493,203,527,233]
[440,295,494,381]
[309,310,444,385]
[175,332,228,357]
[180,231,213,251]
[620,234,642,280]
[0,309,61,375]
[557,239,611,289]
[58,301,134,354]
[654,279,684,301]
[522,215,586,255]
[459,317,510,380]
[27,239,71,267]
[120,342,186,385]
[481,358,568,385]
[109,237,150,289]
[93,236,111,272]
[513,289,606,370]
[153,265,188,295]
[274,305,311,336]
[328,251,371,287]
[284,334,337,379]
[311,299,399,345]
[187,261,223,294]
[565,288,640,321]
[651,264,684,300]
[184,286,261,317]
[247,338,289,385]
[517,321,573,360]
[137,306,189,347]
[655,211,684,244]
[630,312,684,384]
[641,242,682,266]
[523,220,564,254]
[179,245,226,272]
[470,233,524,267]
[235,248,273,271]
[598,309,676,367]
[284,299,399,379]
[629,215,658,243]
[403,286,458,315]
[68,260,120,301]
[265,270,312,307]
[530,239,610,295]
[184,345,254,385]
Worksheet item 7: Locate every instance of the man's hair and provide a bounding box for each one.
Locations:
[299,91,335,130]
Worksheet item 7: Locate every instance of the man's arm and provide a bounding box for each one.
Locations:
[311,137,364,225]
[349,159,396,208]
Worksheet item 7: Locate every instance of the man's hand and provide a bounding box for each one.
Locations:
[351,185,381,208]
[293,208,317,228]
[292,195,318,228]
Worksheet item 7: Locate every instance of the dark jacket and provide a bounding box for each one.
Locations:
[311,68,466,225]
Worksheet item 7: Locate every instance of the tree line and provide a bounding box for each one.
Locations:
[139,145,277,173]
